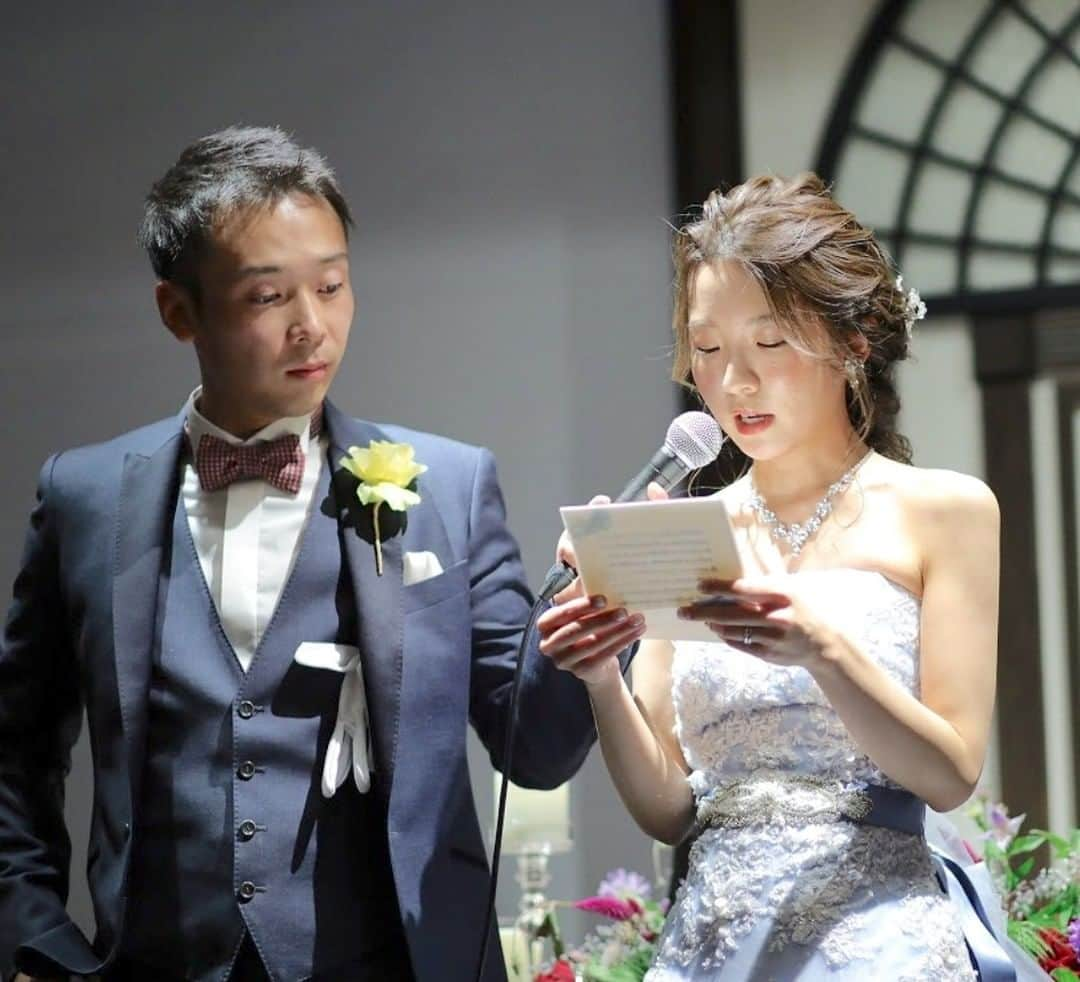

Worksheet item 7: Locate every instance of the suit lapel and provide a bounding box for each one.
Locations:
[112,422,185,806]
[112,404,413,804]
[323,402,405,801]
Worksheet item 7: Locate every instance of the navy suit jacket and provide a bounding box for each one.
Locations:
[0,401,600,981]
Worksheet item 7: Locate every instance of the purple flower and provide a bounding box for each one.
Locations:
[598,868,652,901]
[1068,918,1080,954]
[983,801,1025,848]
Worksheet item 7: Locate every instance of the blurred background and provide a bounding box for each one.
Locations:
[2,0,1077,947]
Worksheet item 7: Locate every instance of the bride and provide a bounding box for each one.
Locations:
[537,174,1010,979]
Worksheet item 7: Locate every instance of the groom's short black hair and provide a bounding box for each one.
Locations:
[138,125,353,297]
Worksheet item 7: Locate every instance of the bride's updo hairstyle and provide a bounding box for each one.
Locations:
[671,173,914,464]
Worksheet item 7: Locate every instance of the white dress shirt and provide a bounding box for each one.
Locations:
[181,389,326,672]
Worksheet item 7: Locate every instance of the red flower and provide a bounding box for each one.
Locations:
[535,958,575,982]
[1037,928,1079,972]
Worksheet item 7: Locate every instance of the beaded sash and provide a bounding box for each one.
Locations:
[694,774,925,836]
[692,775,1015,981]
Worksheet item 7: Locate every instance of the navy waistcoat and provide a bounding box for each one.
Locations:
[121,460,404,981]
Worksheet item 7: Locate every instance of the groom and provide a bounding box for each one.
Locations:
[0,126,621,982]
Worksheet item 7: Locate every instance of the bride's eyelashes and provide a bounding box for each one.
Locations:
[695,340,786,355]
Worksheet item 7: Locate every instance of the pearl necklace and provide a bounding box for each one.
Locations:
[747,452,871,556]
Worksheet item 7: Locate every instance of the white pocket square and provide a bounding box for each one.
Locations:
[293,642,371,797]
[403,550,444,586]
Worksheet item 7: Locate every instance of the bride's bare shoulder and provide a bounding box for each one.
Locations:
[867,456,999,538]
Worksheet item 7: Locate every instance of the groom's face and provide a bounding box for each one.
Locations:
[159,192,354,437]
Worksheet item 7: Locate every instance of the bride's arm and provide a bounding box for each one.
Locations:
[684,470,999,812]
[536,485,695,843]
[810,471,1000,811]
[537,593,696,843]
[590,640,696,845]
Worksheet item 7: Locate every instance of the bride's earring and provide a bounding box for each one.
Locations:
[844,358,862,389]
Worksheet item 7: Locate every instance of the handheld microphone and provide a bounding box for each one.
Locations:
[538,411,724,600]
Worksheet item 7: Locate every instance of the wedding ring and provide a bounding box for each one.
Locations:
[743,627,754,646]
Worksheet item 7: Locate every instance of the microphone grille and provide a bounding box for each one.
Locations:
[664,411,724,469]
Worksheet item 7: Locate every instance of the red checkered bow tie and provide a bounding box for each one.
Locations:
[193,408,323,495]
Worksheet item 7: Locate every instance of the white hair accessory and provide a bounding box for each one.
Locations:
[896,275,927,338]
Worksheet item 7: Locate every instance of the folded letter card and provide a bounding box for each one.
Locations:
[560,496,742,642]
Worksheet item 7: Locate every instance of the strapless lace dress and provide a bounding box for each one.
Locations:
[646,569,976,981]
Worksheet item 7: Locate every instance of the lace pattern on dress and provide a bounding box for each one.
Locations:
[649,570,974,980]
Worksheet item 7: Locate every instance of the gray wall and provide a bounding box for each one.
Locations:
[1,1,676,935]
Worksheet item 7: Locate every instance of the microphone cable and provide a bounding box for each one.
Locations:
[473,561,574,981]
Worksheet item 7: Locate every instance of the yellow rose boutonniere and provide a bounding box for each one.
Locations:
[339,440,428,575]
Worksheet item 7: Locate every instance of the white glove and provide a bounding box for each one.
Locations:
[293,643,372,796]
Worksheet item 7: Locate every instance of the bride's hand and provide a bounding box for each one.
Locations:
[537,492,654,688]
[677,575,839,671]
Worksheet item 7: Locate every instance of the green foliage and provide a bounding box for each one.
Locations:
[583,947,653,982]
[1007,918,1050,960]
[535,910,565,959]
[534,873,664,981]
[1030,884,1080,933]
[971,797,1080,976]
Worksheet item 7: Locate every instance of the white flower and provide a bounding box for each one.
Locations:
[600,938,627,967]
[895,274,927,339]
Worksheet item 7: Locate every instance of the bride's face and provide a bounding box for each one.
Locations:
[687,260,849,461]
